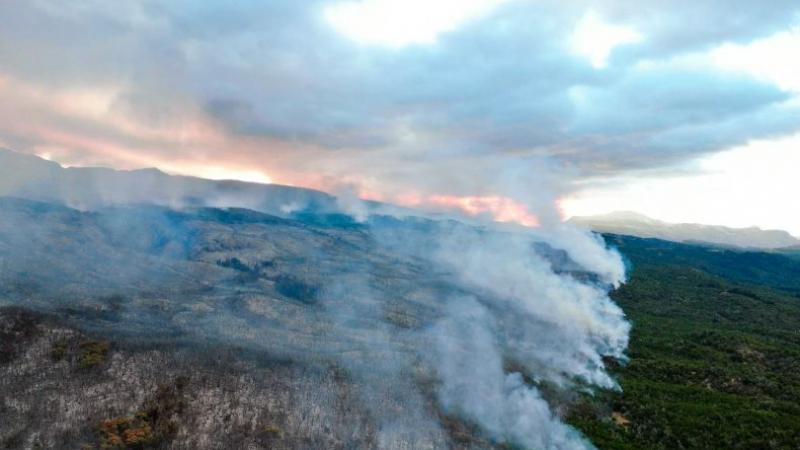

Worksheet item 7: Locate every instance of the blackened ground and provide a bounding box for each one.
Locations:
[1,307,476,450]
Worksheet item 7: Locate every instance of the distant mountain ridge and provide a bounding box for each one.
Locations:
[570,211,800,249]
[0,148,340,217]
[5,148,795,251]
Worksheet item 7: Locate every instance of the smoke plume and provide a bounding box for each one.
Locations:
[0,149,629,449]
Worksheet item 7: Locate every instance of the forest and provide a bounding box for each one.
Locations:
[570,235,800,449]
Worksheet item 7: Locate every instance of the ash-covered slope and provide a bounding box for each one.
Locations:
[1,307,382,450]
[0,197,628,450]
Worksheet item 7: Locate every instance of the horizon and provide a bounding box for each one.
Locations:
[1,2,799,233]
[5,146,799,238]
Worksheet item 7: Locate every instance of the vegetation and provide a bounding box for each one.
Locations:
[50,338,68,361]
[98,416,157,449]
[605,234,800,294]
[569,236,800,449]
[261,425,283,439]
[216,257,256,273]
[95,378,188,449]
[79,339,110,369]
[275,275,320,304]
[0,307,42,364]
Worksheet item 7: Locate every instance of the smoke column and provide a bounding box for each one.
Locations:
[0,150,630,449]
[421,224,629,449]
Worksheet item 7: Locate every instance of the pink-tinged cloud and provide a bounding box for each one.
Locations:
[360,189,540,227]
[423,195,540,227]
[1,0,799,231]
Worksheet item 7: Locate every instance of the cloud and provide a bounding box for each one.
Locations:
[0,0,799,220]
[597,0,800,58]
[324,0,509,47]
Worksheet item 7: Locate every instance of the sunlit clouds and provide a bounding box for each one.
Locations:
[561,132,800,235]
[1,1,799,231]
[711,26,800,93]
[0,73,279,184]
[324,0,508,47]
[182,166,272,184]
[387,192,540,226]
[570,12,643,68]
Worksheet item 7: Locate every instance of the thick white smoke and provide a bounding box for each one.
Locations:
[433,298,593,450]
[423,224,629,449]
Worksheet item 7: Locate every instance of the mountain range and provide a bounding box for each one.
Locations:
[0,148,629,450]
[569,210,800,249]
[5,148,797,252]
[2,148,800,449]
[0,148,341,217]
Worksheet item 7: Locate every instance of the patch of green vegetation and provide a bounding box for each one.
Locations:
[570,236,800,449]
[50,338,68,361]
[260,424,283,439]
[291,212,364,229]
[216,257,252,272]
[194,207,286,226]
[78,339,110,369]
[605,234,800,294]
[774,248,800,263]
[384,309,419,329]
[94,377,188,450]
[275,275,319,304]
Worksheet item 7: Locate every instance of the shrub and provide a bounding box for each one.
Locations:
[95,378,188,449]
[98,416,156,449]
[262,425,282,438]
[50,338,68,362]
[79,339,110,368]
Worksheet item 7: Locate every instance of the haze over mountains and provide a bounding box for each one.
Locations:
[570,211,800,250]
[5,148,794,252]
[3,147,800,449]
[0,148,343,217]
[0,148,632,450]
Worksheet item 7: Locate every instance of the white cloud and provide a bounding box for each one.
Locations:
[2,0,800,232]
[571,12,643,68]
[171,165,273,184]
[562,132,800,235]
[711,26,800,92]
[324,0,507,47]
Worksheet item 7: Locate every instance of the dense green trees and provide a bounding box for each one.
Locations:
[570,236,800,449]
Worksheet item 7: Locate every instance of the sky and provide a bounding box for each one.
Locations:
[0,0,799,233]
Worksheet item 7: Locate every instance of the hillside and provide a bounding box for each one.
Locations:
[0,148,340,216]
[569,235,800,449]
[0,197,627,450]
[606,234,800,294]
[570,211,800,250]
[1,198,799,449]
